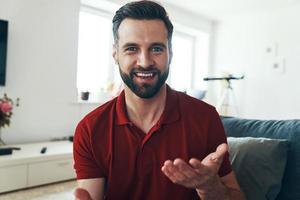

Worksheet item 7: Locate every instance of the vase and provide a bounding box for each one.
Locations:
[81,91,90,101]
[0,128,6,146]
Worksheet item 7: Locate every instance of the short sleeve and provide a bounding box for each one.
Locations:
[207,108,232,177]
[73,120,107,179]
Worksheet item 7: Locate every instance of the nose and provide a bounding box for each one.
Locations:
[137,50,154,68]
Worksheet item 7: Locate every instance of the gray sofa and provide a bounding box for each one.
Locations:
[221,116,300,200]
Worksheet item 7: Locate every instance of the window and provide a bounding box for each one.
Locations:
[77,8,210,102]
[168,32,195,91]
[77,9,115,101]
[168,27,210,92]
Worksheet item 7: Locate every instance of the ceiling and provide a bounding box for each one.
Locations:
[159,0,300,20]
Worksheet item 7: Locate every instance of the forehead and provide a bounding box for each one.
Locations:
[117,18,168,46]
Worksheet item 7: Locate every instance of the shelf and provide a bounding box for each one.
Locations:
[0,141,75,193]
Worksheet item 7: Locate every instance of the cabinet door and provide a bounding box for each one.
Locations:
[0,164,27,193]
[27,158,75,187]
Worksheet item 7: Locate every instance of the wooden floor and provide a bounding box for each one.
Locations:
[0,180,76,200]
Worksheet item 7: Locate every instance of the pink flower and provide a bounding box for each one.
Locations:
[0,101,13,113]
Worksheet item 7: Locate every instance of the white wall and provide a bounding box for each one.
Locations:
[0,0,214,144]
[108,0,213,33]
[213,4,300,119]
[0,0,83,143]
[105,0,214,91]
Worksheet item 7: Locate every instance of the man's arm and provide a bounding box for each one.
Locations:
[161,143,245,200]
[195,171,244,200]
[219,171,245,200]
[75,178,105,200]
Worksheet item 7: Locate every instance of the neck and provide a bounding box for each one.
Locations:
[124,84,167,133]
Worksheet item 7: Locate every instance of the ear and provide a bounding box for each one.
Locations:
[168,48,173,65]
[112,43,118,64]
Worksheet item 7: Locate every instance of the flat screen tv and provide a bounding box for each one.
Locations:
[0,19,8,86]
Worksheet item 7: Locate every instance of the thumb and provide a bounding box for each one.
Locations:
[202,143,228,168]
[74,188,93,200]
[214,143,228,160]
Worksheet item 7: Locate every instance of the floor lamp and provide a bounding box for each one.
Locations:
[204,75,244,116]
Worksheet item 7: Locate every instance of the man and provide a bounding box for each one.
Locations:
[73,1,245,199]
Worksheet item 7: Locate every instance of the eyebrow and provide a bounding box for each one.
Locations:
[121,42,167,49]
[151,43,167,49]
[121,43,138,49]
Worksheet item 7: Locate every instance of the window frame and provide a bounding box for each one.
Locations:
[168,30,197,91]
[76,5,210,102]
[77,6,117,102]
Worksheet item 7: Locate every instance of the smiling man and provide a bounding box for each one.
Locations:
[117,19,170,99]
[73,1,245,200]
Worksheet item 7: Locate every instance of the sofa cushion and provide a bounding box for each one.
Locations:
[228,137,289,200]
[222,117,300,200]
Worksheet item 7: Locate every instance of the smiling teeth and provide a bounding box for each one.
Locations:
[136,72,153,77]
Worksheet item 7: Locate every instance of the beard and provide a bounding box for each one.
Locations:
[119,65,169,99]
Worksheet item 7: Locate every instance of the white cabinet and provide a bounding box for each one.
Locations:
[28,158,75,187]
[0,164,27,193]
[0,141,75,193]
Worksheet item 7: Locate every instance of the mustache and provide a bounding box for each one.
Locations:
[131,67,160,74]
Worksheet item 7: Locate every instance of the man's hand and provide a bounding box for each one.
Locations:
[74,188,93,200]
[161,143,228,197]
[75,178,105,200]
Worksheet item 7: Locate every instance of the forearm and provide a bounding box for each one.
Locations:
[77,178,105,200]
[226,188,246,200]
[196,177,245,200]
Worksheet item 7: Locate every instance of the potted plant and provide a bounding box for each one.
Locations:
[80,91,90,101]
[0,93,19,145]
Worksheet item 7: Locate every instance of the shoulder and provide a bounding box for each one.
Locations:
[175,90,216,115]
[77,97,118,132]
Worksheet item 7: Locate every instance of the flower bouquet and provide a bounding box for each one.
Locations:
[0,93,20,145]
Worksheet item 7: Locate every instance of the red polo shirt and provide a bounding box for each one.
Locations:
[73,86,232,200]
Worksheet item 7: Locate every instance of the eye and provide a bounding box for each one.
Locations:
[125,46,137,52]
[151,46,164,53]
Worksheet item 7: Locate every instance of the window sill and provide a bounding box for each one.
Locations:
[73,100,103,104]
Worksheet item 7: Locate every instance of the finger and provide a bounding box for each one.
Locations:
[202,143,228,166]
[161,161,175,179]
[189,158,207,174]
[74,188,92,200]
[189,158,215,181]
[174,158,206,188]
[173,158,198,179]
[163,159,201,188]
[162,159,190,184]
[189,158,221,190]
[171,159,194,182]
[212,143,228,161]
[162,165,178,183]
[162,160,183,183]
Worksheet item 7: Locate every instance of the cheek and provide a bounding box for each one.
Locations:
[155,55,169,68]
[119,56,137,68]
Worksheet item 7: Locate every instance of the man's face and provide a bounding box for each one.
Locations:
[113,19,172,99]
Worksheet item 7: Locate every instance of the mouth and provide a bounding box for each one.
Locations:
[134,72,155,78]
[132,71,158,84]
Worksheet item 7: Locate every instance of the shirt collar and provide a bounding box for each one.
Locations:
[115,85,180,125]
[159,85,180,125]
[115,90,130,125]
